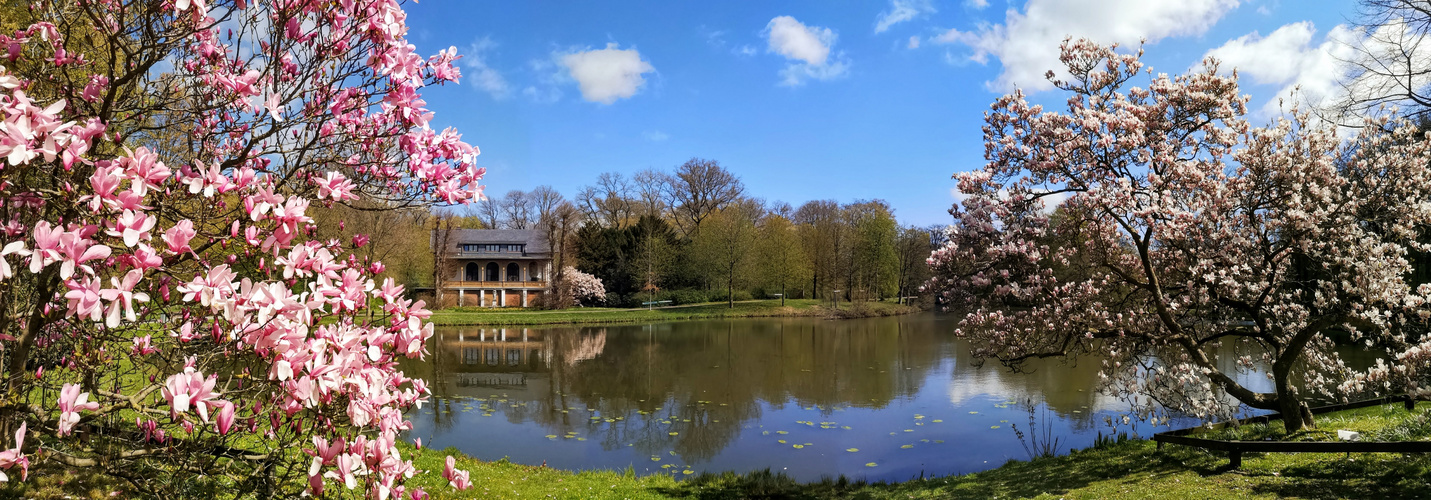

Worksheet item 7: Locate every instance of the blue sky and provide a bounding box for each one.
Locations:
[403,0,1359,227]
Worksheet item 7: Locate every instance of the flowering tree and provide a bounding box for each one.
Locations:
[0,0,484,497]
[559,267,606,307]
[927,39,1431,432]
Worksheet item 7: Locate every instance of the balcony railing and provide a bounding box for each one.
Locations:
[444,280,548,289]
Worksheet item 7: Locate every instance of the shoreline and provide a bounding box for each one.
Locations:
[427,299,924,327]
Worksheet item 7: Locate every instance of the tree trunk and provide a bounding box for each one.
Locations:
[1276,384,1315,433]
[728,271,734,309]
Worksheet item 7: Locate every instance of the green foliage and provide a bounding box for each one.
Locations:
[576,216,684,299]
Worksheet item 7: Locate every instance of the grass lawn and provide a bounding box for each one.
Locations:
[428,299,920,326]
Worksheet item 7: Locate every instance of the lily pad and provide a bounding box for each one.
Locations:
[901,444,914,449]
[792,444,804,449]
[846,448,859,452]
[866,462,878,467]
[669,432,679,436]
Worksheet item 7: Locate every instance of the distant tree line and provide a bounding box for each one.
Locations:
[462,158,937,308]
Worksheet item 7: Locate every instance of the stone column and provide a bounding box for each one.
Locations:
[521,290,528,307]
[458,289,465,307]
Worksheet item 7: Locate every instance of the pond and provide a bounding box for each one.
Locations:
[400,313,1375,482]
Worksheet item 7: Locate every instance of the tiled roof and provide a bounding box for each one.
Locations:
[442,229,551,254]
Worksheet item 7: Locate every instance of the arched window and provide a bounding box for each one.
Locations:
[485,262,499,282]
[464,262,479,281]
[529,263,540,281]
[506,263,521,281]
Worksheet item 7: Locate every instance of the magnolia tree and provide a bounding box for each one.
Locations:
[927,39,1431,432]
[559,267,606,307]
[0,0,486,497]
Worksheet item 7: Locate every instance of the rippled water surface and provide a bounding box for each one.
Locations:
[401,313,1371,482]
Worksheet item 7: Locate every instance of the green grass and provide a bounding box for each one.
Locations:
[428,299,920,326]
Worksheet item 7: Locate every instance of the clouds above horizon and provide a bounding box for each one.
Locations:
[558,43,656,104]
[934,0,1241,92]
[875,0,936,33]
[765,16,850,86]
[462,37,511,99]
[1202,18,1431,118]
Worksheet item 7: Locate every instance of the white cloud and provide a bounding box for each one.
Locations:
[875,0,936,34]
[462,37,510,99]
[1202,20,1431,119]
[765,16,851,85]
[522,85,563,104]
[966,0,990,8]
[642,130,670,142]
[767,16,833,65]
[704,28,728,48]
[908,36,922,49]
[559,43,656,104]
[934,0,1241,93]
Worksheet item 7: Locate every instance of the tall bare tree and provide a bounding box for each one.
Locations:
[542,201,585,308]
[476,194,502,229]
[500,189,535,229]
[632,168,670,219]
[1335,0,1431,120]
[529,185,565,225]
[669,158,745,236]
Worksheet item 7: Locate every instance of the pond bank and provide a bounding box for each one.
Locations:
[395,402,1431,499]
[427,299,921,326]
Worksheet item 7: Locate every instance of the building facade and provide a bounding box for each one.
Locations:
[436,229,552,308]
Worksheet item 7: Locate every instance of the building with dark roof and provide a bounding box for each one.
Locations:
[434,229,552,308]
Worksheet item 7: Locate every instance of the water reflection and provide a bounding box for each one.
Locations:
[401,314,1383,481]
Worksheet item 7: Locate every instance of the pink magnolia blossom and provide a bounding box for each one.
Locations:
[162,220,196,254]
[98,269,149,328]
[0,241,27,280]
[57,383,99,436]
[927,39,1431,432]
[0,0,481,493]
[161,364,220,422]
[0,423,28,482]
[442,455,471,490]
[214,400,235,435]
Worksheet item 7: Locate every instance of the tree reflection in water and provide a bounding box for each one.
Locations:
[398,314,1386,481]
